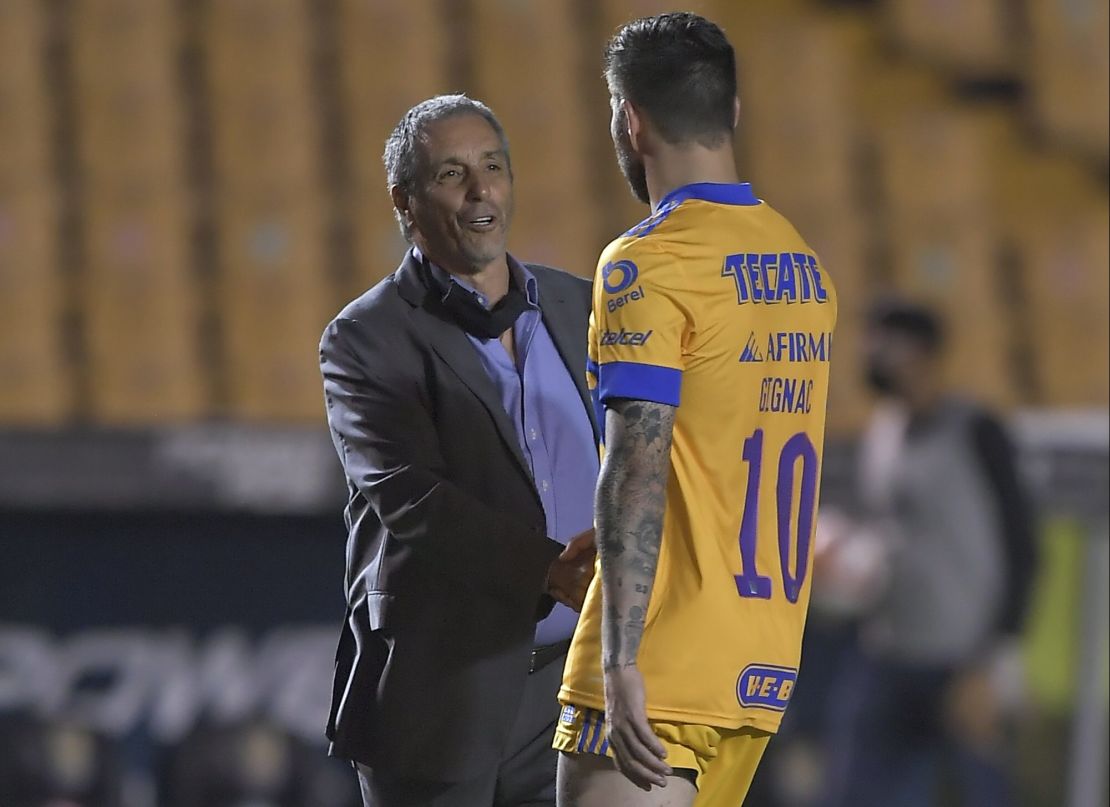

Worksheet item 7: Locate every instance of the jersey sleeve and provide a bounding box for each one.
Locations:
[587,240,689,410]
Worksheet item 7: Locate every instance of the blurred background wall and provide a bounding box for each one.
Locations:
[0,0,1106,805]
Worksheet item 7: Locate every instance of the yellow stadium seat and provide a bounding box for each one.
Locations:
[215,192,327,287]
[470,0,599,277]
[0,191,71,423]
[884,0,1017,76]
[1026,0,1110,161]
[338,0,449,190]
[203,0,321,199]
[1002,156,1109,406]
[336,0,450,287]
[210,100,320,196]
[0,3,69,423]
[348,188,414,292]
[0,0,53,193]
[873,104,1002,224]
[71,17,186,196]
[870,103,1016,405]
[214,195,332,421]
[80,189,207,422]
[84,317,208,423]
[0,0,44,81]
[69,0,179,82]
[203,0,310,68]
[885,221,1017,408]
[733,11,870,211]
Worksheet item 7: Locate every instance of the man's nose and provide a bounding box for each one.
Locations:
[465,172,491,201]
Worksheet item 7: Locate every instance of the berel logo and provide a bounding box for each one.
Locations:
[602,260,639,294]
[736,664,797,711]
[603,260,647,312]
[600,329,653,347]
[559,704,577,725]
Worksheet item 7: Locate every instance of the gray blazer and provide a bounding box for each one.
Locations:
[320,251,595,781]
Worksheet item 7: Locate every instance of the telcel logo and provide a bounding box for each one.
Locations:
[601,329,653,347]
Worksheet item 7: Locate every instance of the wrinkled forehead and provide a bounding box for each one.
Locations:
[415,112,506,169]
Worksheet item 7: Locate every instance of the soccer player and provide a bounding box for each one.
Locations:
[554,13,838,806]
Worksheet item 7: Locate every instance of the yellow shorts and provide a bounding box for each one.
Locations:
[553,704,772,806]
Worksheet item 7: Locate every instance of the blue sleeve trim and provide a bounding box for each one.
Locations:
[597,361,682,407]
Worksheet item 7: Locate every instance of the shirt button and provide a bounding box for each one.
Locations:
[530,429,538,441]
[541,480,550,492]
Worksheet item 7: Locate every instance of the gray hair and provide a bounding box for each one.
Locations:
[382,94,512,241]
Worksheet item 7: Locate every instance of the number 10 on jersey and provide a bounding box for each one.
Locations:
[734,429,818,604]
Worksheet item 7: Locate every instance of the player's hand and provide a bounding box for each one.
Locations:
[603,664,671,790]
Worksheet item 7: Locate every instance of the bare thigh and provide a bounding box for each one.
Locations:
[557,751,698,807]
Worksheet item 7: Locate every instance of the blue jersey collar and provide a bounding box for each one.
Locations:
[657,182,760,210]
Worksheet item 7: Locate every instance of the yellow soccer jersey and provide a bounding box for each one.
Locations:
[560,182,838,734]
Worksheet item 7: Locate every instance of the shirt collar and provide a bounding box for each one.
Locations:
[414,246,539,309]
[657,181,760,210]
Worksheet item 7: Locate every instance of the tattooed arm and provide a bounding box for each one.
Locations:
[596,398,677,789]
[597,398,676,668]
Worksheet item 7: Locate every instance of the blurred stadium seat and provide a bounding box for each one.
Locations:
[1004,156,1110,406]
[738,10,867,220]
[203,0,331,421]
[0,0,56,193]
[1026,0,1110,162]
[82,194,207,422]
[71,0,207,422]
[872,103,1019,407]
[337,0,449,291]
[884,0,1018,77]
[0,0,70,424]
[0,190,70,425]
[470,0,598,277]
[0,0,1103,424]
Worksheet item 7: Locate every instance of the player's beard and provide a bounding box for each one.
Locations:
[612,106,650,206]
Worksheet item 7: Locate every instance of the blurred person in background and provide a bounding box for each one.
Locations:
[319,94,599,807]
[554,12,838,806]
[816,298,1039,807]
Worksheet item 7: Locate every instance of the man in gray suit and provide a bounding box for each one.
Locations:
[320,95,599,807]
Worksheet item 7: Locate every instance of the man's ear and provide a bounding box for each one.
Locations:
[622,99,645,153]
[390,184,414,231]
[733,96,741,129]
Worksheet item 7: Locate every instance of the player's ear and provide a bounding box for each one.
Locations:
[733,96,741,129]
[623,99,644,151]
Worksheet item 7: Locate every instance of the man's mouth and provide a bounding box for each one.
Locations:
[467,215,496,230]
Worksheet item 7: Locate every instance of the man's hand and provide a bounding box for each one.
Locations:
[603,664,671,790]
[545,527,595,611]
[560,526,595,562]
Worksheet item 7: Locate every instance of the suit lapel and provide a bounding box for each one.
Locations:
[533,269,600,443]
[396,254,535,485]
